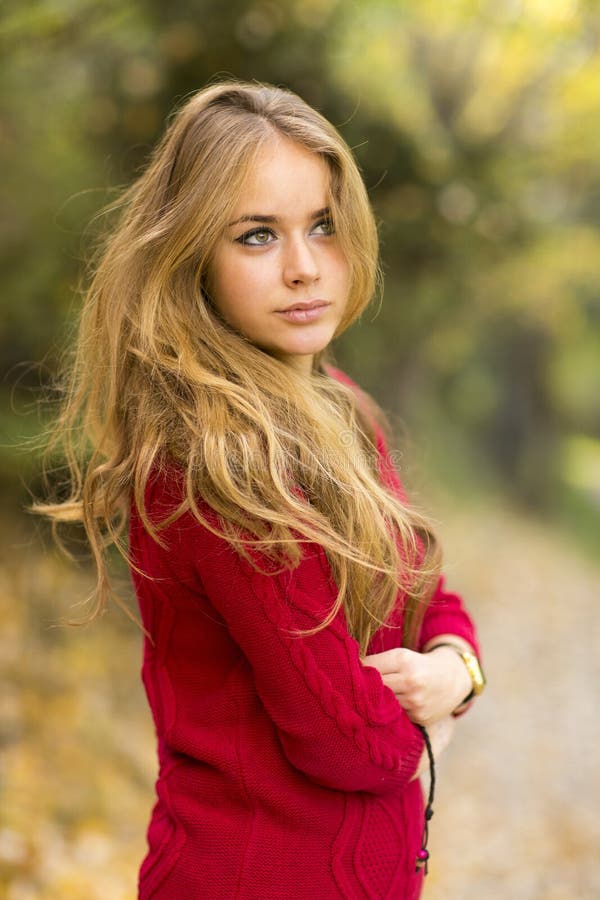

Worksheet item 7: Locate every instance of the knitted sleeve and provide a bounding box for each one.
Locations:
[180,503,425,796]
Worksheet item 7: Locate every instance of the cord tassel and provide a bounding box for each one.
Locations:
[415,724,435,875]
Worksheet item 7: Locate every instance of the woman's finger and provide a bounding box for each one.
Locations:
[361,647,416,676]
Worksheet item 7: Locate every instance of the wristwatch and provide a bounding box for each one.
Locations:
[430,642,486,708]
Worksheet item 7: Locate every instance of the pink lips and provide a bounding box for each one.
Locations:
[276,300,330,323]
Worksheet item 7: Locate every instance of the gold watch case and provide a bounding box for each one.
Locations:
[458,648,486,696]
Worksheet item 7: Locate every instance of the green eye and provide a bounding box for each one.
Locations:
[236,227,276,246]
[314,218,334,235]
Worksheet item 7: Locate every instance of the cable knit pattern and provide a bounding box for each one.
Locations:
[130,368,479,899]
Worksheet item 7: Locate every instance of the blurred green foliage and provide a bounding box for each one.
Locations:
[1,0,599,540]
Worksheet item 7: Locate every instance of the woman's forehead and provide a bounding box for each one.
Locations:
[231,136,331,217]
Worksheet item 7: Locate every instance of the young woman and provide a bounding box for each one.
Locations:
[38,81,484,899]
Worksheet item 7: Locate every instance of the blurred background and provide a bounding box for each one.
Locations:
[1,1,599,897]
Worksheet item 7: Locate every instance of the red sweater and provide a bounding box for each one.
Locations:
[129,369,479,899]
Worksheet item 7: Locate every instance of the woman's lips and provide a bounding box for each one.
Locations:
[275,302,330,323]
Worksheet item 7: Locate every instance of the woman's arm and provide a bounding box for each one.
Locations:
[326,367,483,728]
[164,497,426,796]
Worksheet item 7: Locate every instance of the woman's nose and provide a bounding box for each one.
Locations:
[282,237,320,286]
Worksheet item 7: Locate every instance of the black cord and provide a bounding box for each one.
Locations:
[415,724,435,875]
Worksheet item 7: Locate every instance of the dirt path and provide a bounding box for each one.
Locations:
[423,496,600,900]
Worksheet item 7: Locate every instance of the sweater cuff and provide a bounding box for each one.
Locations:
[418,615,479,658]
[417,579,480,660]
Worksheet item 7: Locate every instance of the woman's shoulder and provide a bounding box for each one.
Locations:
[323,364,392,447]
[324,364,407,499]
[322,364,375,419]
[322,363,360,391]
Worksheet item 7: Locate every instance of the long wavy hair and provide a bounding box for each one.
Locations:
[34,79,441,654]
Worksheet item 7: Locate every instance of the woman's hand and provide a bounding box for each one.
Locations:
[360,645,472,727]
[410,715,456,781]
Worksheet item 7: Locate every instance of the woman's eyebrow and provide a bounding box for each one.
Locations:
[228,207,330,227]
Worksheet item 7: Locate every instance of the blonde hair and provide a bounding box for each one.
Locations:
[35,79,440,653]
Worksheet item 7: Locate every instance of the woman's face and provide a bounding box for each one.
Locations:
[208,135,350,375]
